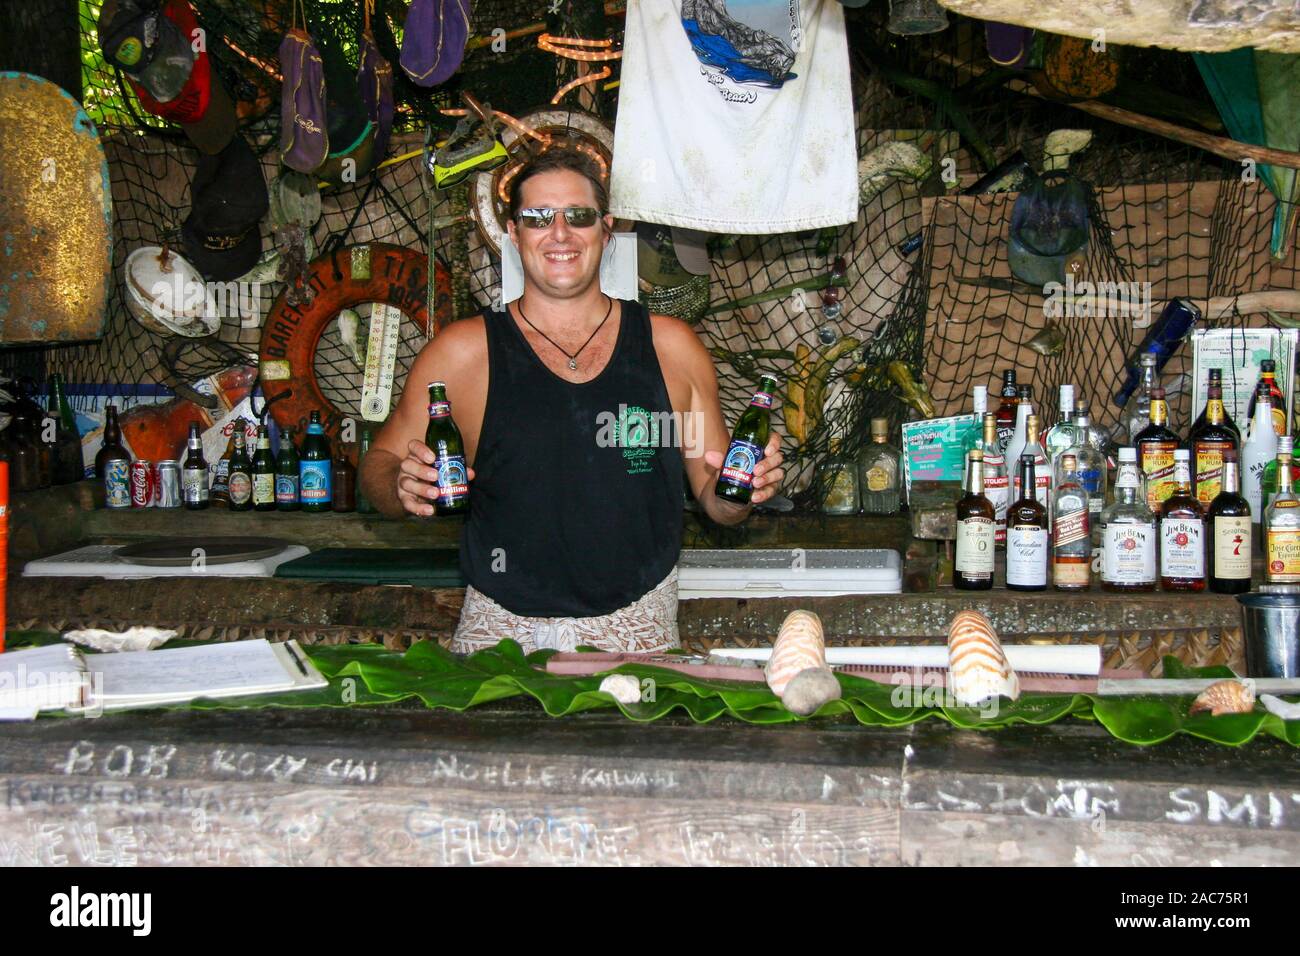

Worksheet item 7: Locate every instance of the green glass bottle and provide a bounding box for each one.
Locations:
[356,425,376,514]
[275,427,300,512]
[252,425,276,511]
[47,373,83,484]
[299,411,333,513]
[424,382,468,516]
[715,374,779,505]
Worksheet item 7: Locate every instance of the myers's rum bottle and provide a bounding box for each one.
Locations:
[1135,387,1179,514]
[955,449,995,591]
[1189,369,1237,507]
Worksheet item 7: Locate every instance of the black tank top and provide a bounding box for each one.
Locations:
[460,298,684,616]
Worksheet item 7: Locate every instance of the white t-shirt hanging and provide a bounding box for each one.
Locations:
[609,0,859,233]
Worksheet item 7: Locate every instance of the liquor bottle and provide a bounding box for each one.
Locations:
[95,404,130,480]
[1247,358,1287,437]
[357,425,376,514]
[251,425,276,511]
[1004,385,1033,481]
[716,374,778,505]
[1241,382,1278,529]
[1013,413,1051,517]
[1265,445,1300,583]
[210,422,240,505]
[1123,352,1160,443]
[1189,370,1238,507]
[972,412,1009,544]
[955,449,995,590]
[1159,449,1206,592]
[1207,448,1251,594]
[1006,453,1048,591]
[16,395,53,489]
[1072,396,1115,470]
[857,418,901,516]
[1261,435,1300,522]
[226,432,253,512]
[1134,387,1179,514]
[1052,453,1091,591]
[425,382,469,516]
[1188,368,1240,444]
[1113,298,1200,418]
[275,427,300,512]
[299,411,333,513]
[2,412,39,492]
[47,373,83,484]
[1055,406,1106,541]
[332,451,357,513]
[1101,447,1157,592]
[994,370,1019,456]
[1043,383,1078,464]
[962,385,989,459]
[181,422,209,510]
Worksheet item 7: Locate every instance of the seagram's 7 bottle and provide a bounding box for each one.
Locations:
[716,375,778,505]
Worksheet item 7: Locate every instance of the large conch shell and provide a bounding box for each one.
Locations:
[1189,679,1256,717]
[766,610,842,716]
[946,609,1020,705]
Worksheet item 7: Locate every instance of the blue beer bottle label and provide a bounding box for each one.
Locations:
[718,439,762,490]
[299,460,332,504]
[434,454,469,501]
[275,473,299,504]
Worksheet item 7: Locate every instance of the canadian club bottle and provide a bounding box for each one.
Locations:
[275,428,300,511]
[1052,454,1091,591]
[955,449,996,590]
[425,382,469,516]
[1159,448,1206,592]
[716,375,778,504]
[1207,449,1251,594]
[1265,446,1300,583]
[1135,387,1179,514]
[1189,369,1238,506]
[181,422,209,510]
[251,425,276,511]
[299,411,333,513]
[1101,448,1157,592]
[1006,453,1048,591]
[226,432,253,512]
[994,370,1018,456]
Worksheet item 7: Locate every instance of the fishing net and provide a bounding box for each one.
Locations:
[7,1,1299,515]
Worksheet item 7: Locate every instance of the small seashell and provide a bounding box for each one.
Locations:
[766,610,826,696]
[1189,679,1256,717]
[599,674,642,705]
[947,609,1020,705]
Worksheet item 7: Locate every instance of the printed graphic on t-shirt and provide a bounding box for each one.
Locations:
[681,0,800,99]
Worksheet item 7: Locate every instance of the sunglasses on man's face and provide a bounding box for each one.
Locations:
[515,206,603,229]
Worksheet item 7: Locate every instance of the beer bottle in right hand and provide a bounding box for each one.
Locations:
[715,375,779,505]
[425,382,469,516]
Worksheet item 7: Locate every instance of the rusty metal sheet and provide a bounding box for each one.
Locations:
[0,72,112,345]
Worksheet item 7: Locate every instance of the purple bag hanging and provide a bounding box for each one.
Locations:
[280,11,329,173]
[400,0,471,88]
[357,30,394,158]
[985,21,1034,69]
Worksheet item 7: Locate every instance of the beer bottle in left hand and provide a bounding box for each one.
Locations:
[715,375,779,505]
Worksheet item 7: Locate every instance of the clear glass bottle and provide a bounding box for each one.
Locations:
[1125,351,1165,443]
[1241,382,1278,531]
[1043,383,1079,464]
[972,412,1009,546]
[1004,386,1034,487]
[1260,435,1300,521]
[1012,413,1051,519]
[1265,446,1300,583]
[1052,453,1091,591]
[1055,407,1106,543]
[857,418,900,515]
[1159,448,1206,592]
[1101,447,1157,592]
[818,437,860,515]
[962,385,989,460]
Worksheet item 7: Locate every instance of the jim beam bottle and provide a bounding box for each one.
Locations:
[1006,453,1048,591]
[181,423,209,510]
[1265,445,1300,583]
[1207,449,1251,594]
[425,382,469,516]
[1159,449,1206,592]
[955,449,995,590]
[1135,387,1179,514]
[1189,369,1237,506]
[715,375,778,505]
[1052,453,1091,591]
[1101,447,1157,592]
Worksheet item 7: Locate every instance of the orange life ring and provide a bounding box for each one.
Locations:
[259,242,453,441]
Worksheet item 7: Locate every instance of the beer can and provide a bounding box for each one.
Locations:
[104,457,131,509]
[130,460,155,508]
[156,460,182,509]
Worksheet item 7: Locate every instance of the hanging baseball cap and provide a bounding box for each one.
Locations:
[279,27,329,173]
[182,133,269,281]
[400,0,471,88]
[636,221,711,287]
[98,0,236,154]
[985,21,1034,69]
[315,34,377,188]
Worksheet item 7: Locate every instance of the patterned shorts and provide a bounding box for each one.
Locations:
[450,568,680,655]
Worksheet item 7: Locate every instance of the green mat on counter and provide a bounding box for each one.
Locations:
[272,548,465,587]
[6,631,1299,747]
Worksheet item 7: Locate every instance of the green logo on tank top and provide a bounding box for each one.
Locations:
[594,404,661,475]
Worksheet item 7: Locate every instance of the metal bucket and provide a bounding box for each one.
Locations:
[1237,584,1300,678]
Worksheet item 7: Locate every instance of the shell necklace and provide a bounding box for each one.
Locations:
[516,294,613,371]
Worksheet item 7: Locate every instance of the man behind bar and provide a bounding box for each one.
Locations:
[360,147,784,653]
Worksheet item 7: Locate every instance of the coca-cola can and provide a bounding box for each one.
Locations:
[130,460,155,508]
[155,460,182,509]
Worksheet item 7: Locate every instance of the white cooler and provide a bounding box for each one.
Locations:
[677,548,902,598]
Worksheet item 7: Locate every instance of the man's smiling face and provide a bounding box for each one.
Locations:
[507,168,614,302]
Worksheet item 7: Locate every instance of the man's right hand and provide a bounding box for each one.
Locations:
[397,439,476,517]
